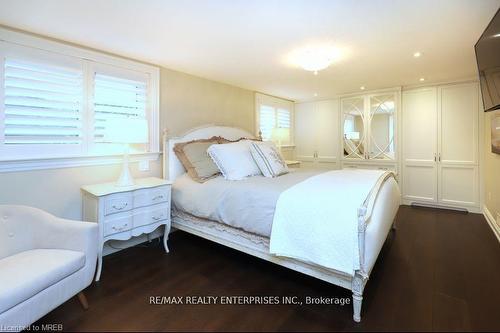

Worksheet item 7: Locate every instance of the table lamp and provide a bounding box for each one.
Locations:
[271,127,290,155]
[104,118,149,187]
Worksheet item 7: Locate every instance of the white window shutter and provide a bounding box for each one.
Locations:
[259,105,276,141]
[3,59,83,144]
[277,108,291,128]
[93,73,148,142]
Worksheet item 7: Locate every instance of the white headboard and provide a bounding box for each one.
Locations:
[163,124,255,181]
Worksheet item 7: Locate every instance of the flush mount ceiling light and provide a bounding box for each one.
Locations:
[360,86,366,90]
[287,44,345,75]
[419,77,425,82]
[413,51,422,58]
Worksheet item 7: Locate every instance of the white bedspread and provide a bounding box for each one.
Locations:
[172,170,322,237]
[269,169,394,275]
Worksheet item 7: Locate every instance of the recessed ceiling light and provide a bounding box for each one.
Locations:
[314,93,318,97]
[360,86,365,90]
[419,77,425,82]
[413,52,422,58]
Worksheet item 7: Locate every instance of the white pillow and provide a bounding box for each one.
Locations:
[207,140,261,180]
[249,141,289,178]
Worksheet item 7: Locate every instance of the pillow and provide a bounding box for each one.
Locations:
[207,140,261,180]
[174,136,225,183]
[249,141,289,178]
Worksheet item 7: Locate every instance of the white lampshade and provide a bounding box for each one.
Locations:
[272,127,290,143]
[103,118,149,144]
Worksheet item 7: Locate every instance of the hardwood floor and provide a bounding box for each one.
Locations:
[37,206,500,332]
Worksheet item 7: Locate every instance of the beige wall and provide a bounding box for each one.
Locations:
[0,162,161,220]
[160,67,255,137]
[484,110,500,222]
[0,67,256,220]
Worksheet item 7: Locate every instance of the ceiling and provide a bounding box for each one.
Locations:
[0,0,499,101]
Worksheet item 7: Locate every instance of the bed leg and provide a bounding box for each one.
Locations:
[352,292,363,323]
[352,272,367,323]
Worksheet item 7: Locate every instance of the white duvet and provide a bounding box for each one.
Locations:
[269,169,394,275]
[172,170,321,237]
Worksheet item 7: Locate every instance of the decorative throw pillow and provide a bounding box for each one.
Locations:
[173,136,225,183]
[249,141,289,178]
[207,140,262,180]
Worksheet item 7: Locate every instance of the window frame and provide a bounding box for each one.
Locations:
[0,28,160,172]
[255,93,294,146]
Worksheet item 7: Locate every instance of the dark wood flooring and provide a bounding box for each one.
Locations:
[36,206,500,332]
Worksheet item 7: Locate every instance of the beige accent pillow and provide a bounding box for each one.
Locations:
[174,136,225,183]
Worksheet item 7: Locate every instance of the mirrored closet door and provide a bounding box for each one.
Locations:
[368,93,396,160]
[341,90,399,172]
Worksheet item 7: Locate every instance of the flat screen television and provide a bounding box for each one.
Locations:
[475,8,500,112]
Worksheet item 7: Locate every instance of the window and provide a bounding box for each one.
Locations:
[0,29,159,168]
[4,59,83,145]
[90,65,151,155]
[255,93,293,145]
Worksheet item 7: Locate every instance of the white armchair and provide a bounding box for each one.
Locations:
[0,205,98,331]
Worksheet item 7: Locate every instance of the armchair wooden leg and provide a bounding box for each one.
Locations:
[77,292,89,310]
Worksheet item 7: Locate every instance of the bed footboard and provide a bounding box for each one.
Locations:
[352,175,400,322]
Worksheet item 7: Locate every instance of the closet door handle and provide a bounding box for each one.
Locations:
[438,153,441,162]
[434,153,437,162]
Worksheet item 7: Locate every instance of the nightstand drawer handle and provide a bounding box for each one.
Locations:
[112,223,128,232]
[152,195,164,201]
[112,203,128,210]
[152,215,163,221]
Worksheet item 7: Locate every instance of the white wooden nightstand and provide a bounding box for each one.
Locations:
[81,177,172,281]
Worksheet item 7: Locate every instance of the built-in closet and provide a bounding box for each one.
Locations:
[292,81,481,212]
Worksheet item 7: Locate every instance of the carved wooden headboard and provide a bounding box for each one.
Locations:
[162,125,255,181]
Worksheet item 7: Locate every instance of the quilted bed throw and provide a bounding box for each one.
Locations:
[269,169,391,275]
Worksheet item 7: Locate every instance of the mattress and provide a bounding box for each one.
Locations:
[172,169,321,237]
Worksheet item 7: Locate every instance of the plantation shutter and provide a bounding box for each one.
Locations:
[3,59,83,145]
[258,106,291,142]
[277,108,291,128]
[258,105,276,141]
[93,73,148,142]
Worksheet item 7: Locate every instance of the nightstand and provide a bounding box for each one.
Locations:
[81,177,172,281]
[285,160,301,168]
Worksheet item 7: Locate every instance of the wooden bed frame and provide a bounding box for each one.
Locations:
[162,125,400,322]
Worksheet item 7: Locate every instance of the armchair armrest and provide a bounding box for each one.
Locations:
[35,215,99,284]
[34,216,98,254]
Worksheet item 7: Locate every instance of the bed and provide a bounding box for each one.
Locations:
[162,125,401,322]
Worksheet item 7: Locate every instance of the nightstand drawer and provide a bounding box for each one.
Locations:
[104,214,133,236]
[104,194,133,215]
[133,203,170,228]
[134,186,170,208]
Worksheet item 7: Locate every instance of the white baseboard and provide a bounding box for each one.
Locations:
[483,205,500,243]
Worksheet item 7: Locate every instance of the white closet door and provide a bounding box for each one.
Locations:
[402,87,438,203]
[315,99,339,169]
[438,82,479,207]
[294,102,317,168]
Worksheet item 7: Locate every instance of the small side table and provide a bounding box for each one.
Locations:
[81,177,172,281]
[285,160,301,168]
